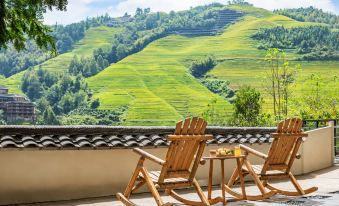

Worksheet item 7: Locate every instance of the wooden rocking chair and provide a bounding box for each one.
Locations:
[227,118,318,198]
[116,117,213,206]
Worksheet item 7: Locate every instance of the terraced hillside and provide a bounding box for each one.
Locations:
[87,35,233,125]
[88,5,338,125]
[86,6,276,125]
[0,26,120,94]
[208,5,339,112]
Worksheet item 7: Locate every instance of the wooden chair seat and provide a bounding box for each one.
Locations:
[138,171,190,184]
[242,165,285,176]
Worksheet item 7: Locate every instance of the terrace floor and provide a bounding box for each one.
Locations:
[23,165,339,206]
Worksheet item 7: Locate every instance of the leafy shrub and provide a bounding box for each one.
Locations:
[62,106,128,125]
[189,56,217,78]
[200,78,235,99]
[228,86,272,126]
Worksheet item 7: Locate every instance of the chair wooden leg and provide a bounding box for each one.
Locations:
[124,157,145,198]
[288,172,305,195]
[140,167,164,206]
[131,180,146,193]
[208,159,213,200]
[243,159,267,195]
[116,157,146,206]
[227,166,239,187]
[236,158,247,199]
[193,178,210,206]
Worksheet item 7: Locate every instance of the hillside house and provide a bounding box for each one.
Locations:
[0,87,36,122]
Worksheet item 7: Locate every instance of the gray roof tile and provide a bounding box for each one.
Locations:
[0,126,276,150]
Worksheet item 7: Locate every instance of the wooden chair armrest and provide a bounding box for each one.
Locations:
[239,144,267,159]
[133,148,165,165]
[200,158,206,165]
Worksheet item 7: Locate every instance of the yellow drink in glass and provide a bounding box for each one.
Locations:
[234,146,241,156]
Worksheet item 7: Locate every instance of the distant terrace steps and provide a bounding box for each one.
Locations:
[167,9,243,36]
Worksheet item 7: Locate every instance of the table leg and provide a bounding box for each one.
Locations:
[208,159,213,200]
[221,159,226,205]
[236,158,246,200]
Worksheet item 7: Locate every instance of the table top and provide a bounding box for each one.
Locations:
[202,154,246,160]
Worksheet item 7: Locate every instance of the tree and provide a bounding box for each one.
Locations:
[189,55,217,78]
[91,99,100,109]
[0,0,68,51]
[42,106,59,125]
[264,48,298,120]
[36,97,50,113]
[229,86,265,126]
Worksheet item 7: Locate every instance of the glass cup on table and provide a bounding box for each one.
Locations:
[234,146,241,156]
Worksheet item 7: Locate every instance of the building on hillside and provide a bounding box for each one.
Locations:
[0,86,36,122]
[0,86,8,94]
[106,14,133,27]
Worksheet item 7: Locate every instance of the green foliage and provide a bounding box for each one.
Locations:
[0,110,6,125]
[21,68,90,117]
[189,56,217,78]
[290,74,339,119]
[61,106,127,125]
[200,78,235,100]
[0,15,116,77]
[21,67,58,101]
[228,86,271,126]
[201,98,230,126]
[68,52,109,77]
[91,99,100,109]
[253,26,339,60]
[41,106,59,125]
[275,7,339,29]
[60,115,99,125]
[0,41,50,77]
[0,0,68,51]
[264,48,298,119]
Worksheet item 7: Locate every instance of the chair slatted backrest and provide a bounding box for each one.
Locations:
[158,117,211,184]
[261,118,307,174]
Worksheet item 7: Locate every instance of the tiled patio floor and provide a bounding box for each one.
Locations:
[22,165,339,206]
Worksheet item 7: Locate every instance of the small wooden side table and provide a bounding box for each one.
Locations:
[202,155,247,205]
[203,154,277,205]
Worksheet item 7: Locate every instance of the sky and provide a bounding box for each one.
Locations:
[44,0,339,25]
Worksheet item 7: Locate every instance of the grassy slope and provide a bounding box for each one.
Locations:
[87,35,233,126]
[208,5,339,112]
[0,26,120,94]
[89,5,338,125]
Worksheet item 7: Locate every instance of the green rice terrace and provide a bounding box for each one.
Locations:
[0,4,338,125]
